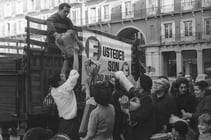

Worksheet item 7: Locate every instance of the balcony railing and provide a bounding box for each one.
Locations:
[161,32,211,44]
[83,0,211,26]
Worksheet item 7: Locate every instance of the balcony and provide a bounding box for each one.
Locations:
[161,32,211,45]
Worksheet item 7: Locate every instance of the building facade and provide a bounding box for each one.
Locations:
[0,0,211,79]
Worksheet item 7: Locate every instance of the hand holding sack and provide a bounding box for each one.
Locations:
[54,29,84,58]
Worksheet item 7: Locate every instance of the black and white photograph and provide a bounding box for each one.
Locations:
[0,0,210,140]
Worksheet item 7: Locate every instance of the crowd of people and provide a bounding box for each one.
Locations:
[79,71,211,140]
[22,69,211,140]
[19,2,211,140]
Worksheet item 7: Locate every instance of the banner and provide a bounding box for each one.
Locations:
[81,29,133,85]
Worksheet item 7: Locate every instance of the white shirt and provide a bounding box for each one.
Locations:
[51,70,79,120]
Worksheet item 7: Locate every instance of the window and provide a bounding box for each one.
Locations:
[161,21,175,42]
[164,23,172,38]
[150,25,154,40]
[17,20,21,34]
[181,19,195,40]
[101,4,110,22]
[125,1,132,17]
[27,0,36,12]
[204,18,211,35]
[146,0,158,16]
[41,0,51,9]
[2,24,5,36]
[181,0,194,10]
[160,0,174,13]
[55,0,60,7]
[88,7,98,24]
[202,0,211,7]
[184,21,193,37]
[0,4,4,18]
[122,0,134,19]
[5,23,11,36]
[4,2,12,17]
[70,8,81,26]
[17,19,26,34]
[49,0,55,8]
[71,10,77,25]
[13,22,17,35]
[0,23,2,37]
[16,0,24,15]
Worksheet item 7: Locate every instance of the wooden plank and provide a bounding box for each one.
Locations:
[0,109,16,113]
[0,57,18,63]
[0,64,16,71]
[0,45,24,50]
[26,39,48,47]
[0,38,25,43]
[0,106,15,111]
[0,104,16,110]
[0,95,16,99]
[0,98,16,104]
[25,27,47,35]
[0,53,23,56]
[0,64,16,69]
[0,72,23,76]
[25,16,46,25]
[0,80,16,84]
[0,87,15,92]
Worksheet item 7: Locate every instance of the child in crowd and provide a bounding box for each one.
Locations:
[84,81,115,140]
[198,113,211,140]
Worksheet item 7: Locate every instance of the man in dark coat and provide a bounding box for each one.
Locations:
[152,77,178,133]
[46,3,74,44]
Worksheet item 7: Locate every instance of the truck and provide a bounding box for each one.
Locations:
[0,16,135,138]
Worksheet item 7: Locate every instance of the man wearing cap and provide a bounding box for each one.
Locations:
[152,77,178,134]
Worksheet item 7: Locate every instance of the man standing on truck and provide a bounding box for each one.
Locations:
[46,2,83,71]
[46,2,74,45]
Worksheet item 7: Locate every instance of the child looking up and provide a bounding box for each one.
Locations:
[198,113,211,140]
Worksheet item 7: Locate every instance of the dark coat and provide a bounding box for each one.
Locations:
[191,90,211,131]
[46,13,74,44]
[193,94,211,120]
[175,92,197,117]
[112,89,127,140]
[126,88,155,140]
[152,93,178,133]
[175,92,197,131]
